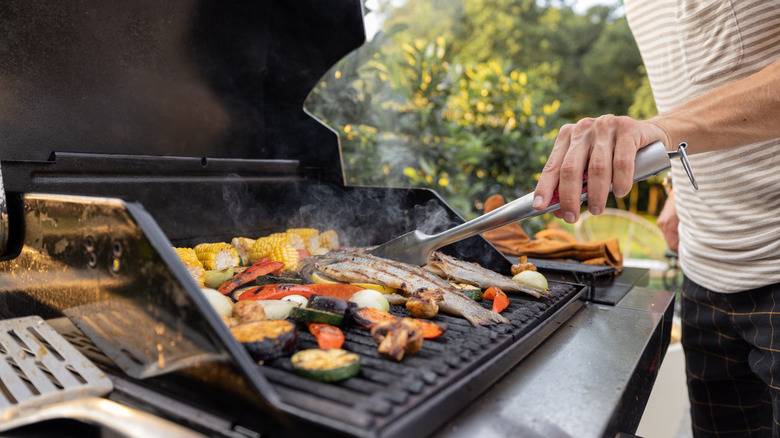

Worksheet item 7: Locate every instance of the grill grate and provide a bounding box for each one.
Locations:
[46,278,583,437]
[258,280,584,435]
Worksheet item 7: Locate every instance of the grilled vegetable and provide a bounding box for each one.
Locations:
[317,229,340,251]
[405,290,442,319]
[230,320,297,362]
[174,247,205,286]
[269,244,301,274]
[461,289,483,301]
[308,295,351,316]
[307,323,345,349]
[351,307,447,339]
[254,300,300,320]
[451,283,483,301]
[201,288,233,318]
[510,255,537,276]
[349,289,390,312]
[237,283,364,302]
[286,228,321,253]
[282,294,309,308]
[290,307,344,326]
[227,286,257,302]
[291,349,360,382]
[204,267,234,289]
[513,270,549,291]
[483,286,510,313]
[194,243,240,271]
[250,233,304,266]
[231,237,256,266]
[218,259,285,295]
[254,275,303,286]
[371,318,424,361]
[232,300,267,324]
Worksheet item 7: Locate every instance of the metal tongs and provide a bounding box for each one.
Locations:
[370,141,697,265]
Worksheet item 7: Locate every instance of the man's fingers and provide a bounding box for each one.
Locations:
[533,125,573,210]
[612,118,639,197]
[586,116,617,215]
[554,120,594,222]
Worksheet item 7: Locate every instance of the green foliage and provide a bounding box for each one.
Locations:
[306,0,654,223]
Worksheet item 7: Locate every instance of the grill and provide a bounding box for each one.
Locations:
[0,1,667,437]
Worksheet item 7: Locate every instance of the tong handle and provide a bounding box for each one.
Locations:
[547,141,697,205]
[429,141,676,252]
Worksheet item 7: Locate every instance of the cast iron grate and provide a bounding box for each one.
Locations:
[259,279,585,436]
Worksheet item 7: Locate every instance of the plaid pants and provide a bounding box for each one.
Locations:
[681,276,780,437]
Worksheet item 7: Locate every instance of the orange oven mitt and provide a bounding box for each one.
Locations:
[480,194,623,272]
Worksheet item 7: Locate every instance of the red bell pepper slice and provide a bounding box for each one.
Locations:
[218,258,285,295]
[307,323,345,349]
[238,283,364,301]
[483,286,509,313]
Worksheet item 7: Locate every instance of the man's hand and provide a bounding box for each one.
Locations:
[532,115,668,223]
[657,190,679,253]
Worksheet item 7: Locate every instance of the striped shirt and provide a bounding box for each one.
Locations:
[624,0,780,293]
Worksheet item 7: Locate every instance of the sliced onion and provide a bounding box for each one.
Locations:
[282,294,309,308]
[256,300,300,320]
[201,288,233,318]
[349,289,390,312]
[512,270,549,291]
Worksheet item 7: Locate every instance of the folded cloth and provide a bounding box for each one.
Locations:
[510,237,623,271]
[480,194,623,271]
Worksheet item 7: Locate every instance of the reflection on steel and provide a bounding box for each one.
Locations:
[65,299,222,379]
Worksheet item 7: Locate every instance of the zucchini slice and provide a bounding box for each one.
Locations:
[254,275,303,286]
[291,349,360,382]
[290,307,344,326]
[460,288,483,301]
[231,320,297,361]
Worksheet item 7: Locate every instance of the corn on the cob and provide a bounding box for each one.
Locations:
[318,229,340,251]
[174,247,205,286]
[231,237,256,265]
[282,233,306,251]
[194,242,240,270]
[268,243,300,274]
[250,233,291,263]
[286,228,320,253]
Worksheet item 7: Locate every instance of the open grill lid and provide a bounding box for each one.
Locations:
[0,0,363,184]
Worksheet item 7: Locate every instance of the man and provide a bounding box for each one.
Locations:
[532,2,780,437]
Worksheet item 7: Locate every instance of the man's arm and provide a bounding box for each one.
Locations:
[648,58,780,154]
[533,58,780,223]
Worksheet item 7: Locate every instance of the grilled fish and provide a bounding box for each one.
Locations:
[297,248,508,326]
[424,251,548,299]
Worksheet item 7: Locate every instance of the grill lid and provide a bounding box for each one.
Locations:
[0,0,364,185]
